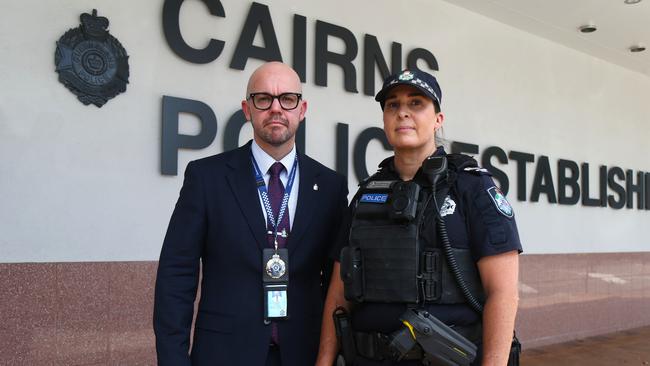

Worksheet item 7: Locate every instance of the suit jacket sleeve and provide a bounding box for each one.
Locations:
[321,174,349,294]
[153,161,206,366]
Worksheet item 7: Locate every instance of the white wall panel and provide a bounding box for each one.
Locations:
[1,0,648,262]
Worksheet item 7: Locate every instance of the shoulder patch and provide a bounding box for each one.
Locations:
[487,186,514,218]
[440,195,456,217]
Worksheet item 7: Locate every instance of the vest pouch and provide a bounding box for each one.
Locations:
[350,223,419,303]
[421,249,442,301]
[440,247,485,304]
[340,246,364,302]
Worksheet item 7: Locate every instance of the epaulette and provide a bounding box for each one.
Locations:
[358,170,381,187]
[462,166,491,175]
[446,153,478,171]
[446,154,491,176]
[359,156,394,187]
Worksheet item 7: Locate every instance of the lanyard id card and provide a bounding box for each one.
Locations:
[253,155,296,321]
[262,248,289,320]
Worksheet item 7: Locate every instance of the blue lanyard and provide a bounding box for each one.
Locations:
[251,154,298,248]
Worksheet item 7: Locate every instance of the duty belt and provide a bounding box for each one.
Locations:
[354,331,423,361]
[353,323,482,362]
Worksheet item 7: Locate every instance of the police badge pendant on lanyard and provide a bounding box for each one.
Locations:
[252,156,298,322]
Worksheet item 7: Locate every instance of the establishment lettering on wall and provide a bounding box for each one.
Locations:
[451,142,649,211]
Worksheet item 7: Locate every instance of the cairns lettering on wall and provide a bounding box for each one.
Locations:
[55,9,129,107]
[160,0,435,178]
[160,0,648,211]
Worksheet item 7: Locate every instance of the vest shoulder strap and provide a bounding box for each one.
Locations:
[446,153,478,172]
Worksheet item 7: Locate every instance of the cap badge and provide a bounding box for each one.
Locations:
[398,70,414,81]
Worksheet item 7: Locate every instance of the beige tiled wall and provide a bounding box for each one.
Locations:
[2,253,650,364]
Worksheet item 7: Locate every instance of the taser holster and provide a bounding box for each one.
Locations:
[396,308,477,366]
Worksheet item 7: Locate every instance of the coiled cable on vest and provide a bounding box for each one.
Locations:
[423,187,484,314]
[436,215,484,314]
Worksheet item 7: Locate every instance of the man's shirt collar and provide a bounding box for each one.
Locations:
[251,139,297,175]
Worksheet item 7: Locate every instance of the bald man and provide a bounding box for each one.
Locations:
[154,62,348,366]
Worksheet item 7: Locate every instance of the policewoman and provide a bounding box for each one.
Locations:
[316,69,522,366]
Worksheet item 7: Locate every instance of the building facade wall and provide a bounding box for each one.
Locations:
[1,0,649,363]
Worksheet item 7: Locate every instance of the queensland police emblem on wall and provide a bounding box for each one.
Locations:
[55,10,129,107]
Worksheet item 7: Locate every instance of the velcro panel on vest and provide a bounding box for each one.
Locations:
[350,224,419,303]
[440,247,485,304]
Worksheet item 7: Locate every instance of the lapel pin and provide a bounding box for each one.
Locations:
[313,183,319,191]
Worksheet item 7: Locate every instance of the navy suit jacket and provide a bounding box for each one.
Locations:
[154,141,348,366]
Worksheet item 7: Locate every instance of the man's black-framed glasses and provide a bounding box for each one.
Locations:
[248,92,302,111]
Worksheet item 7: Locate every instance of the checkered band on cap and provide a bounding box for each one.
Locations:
[375,69,442,107]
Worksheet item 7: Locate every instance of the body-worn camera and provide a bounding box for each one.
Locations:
[389,181,420,222]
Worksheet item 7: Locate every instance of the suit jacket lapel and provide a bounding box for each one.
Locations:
[287,153,320,254]
[225,142,268,252]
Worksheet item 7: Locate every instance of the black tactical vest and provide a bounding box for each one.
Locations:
[340,154,485,306]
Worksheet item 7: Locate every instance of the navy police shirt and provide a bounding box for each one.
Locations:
[332,147,522,335]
